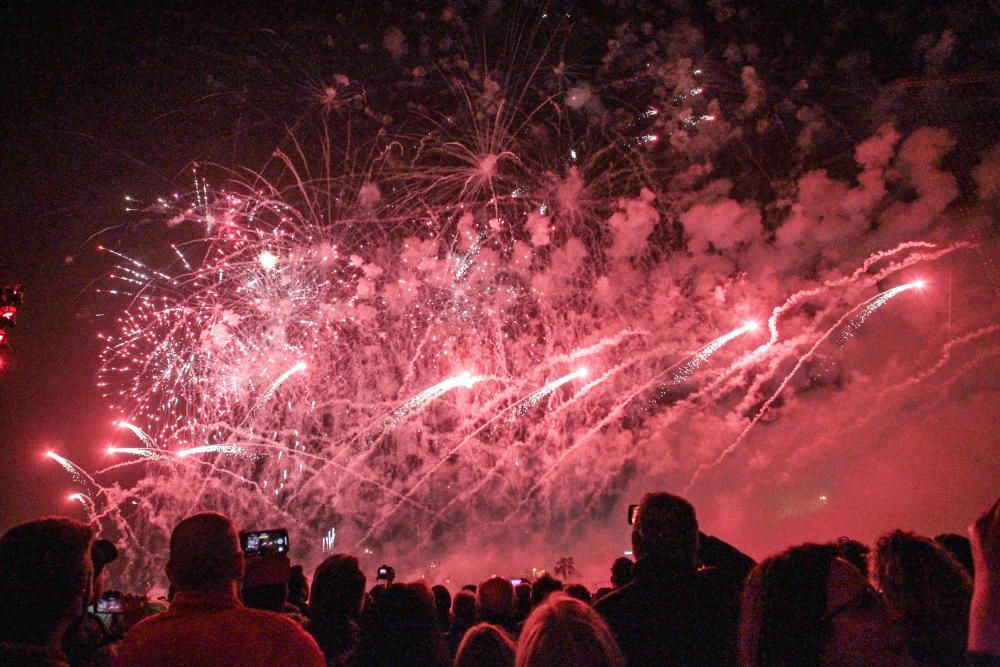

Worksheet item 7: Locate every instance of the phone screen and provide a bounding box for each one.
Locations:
[96,596,123,614]
[241,529,289,556]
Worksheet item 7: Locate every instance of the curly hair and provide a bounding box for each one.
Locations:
[872,530,971,665]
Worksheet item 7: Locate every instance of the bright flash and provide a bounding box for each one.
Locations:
[258,251,278,270]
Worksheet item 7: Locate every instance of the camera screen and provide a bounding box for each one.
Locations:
[96,596,123,614]
[241,529,289,556]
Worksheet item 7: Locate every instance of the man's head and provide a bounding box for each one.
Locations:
[631,492,699,564]
[166,512,243,592]
[310,553,366,619]
[610,557,633,587]
[0,517,93,644]
[477,576,515,620]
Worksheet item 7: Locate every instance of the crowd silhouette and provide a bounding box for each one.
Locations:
[1,491,998,666]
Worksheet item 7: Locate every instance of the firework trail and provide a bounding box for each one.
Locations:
[684,281,926,492]
[46,451,94,489]
[117,421,157,449]
[69,493,97,522]
[246,360,308,425]
[503,322,760,522]
[837,282,926,346]
[505,368,588,423]
[382,372,489,432]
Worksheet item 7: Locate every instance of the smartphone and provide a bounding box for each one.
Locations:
[240,528,289,556]
[96,591,123,614]
[510,578,524,586]
[628,504,639,525]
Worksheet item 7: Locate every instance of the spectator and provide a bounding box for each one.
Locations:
[739,543,914,666]
[530,573,563,608]
[516,593,623,667]
[288,564,310,613]
[967,495,1000,660]
[431,584,451,632]
[241,553,302,620]
[454,622,515,667]
[114,512,324,666]
[62,538,122,665]
[0,517,93,667]
[447,590,478,655]
[350,581,449,667]
[513,582,532,624]
[936,533,975,575]
[565,583,593,605]
[478,576,520,638]
[306,553,366,664]
[832,537,871,576]
[595,492,741,666]
[872,530,972,665]
[610,557,633,589]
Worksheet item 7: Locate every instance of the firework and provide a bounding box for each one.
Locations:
[49,10,993,589]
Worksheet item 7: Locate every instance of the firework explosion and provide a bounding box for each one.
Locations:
[40,4,1000,588]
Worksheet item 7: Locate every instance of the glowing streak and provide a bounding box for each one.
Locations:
[45,451,89,488]
[837,281,925,346]
[69,493,95,519]
[670,322,758,384]
[107,446,167,461]
[766,242,941,343]
[176,444,252,458]
[247,361,307,423]
[117,421,156,449]
[171,244,193,271]
[685,282,925,492]
[505,322,760,520]
[384,372,486,430]
[454,233,486,281]
[506,369,588,423]
[322,527,336,551]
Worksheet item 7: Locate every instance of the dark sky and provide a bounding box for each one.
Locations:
[0,4,287,529]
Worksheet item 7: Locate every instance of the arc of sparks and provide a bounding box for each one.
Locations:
[246,360,307,424]
[505,368,589,424]
[382,371,486,432]
[685,281,925,492]
[116,421,156,449]
[498,320,763,528]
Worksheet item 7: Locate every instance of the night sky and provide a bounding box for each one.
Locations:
[2,2,999,584]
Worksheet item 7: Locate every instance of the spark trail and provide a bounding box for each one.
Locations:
[503,322,761,524]
[382,371,488,432]
[247,361,307,425]
[117,421,156,449]
[684,281,926,492]
[505,368,588,423]
[46,451,92,488]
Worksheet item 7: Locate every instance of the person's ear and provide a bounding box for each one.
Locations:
[631,529,644,557]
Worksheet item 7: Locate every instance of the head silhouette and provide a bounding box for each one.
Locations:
[166,512,243,592]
